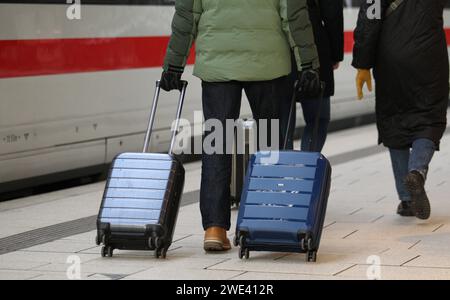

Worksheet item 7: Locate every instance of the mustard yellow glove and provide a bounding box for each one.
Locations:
[356,69,373,100]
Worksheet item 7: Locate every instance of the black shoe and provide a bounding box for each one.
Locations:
[404,171,431,220]
[397,201,416,217]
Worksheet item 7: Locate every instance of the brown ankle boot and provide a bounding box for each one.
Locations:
[204,227,232,252]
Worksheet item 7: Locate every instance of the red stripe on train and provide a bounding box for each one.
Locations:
[344,31,354,54]
[1,30,450,79]
[0,36,195,79]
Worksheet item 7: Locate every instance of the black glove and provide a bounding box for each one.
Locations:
[297,68,321,99]
[160,70,183,92]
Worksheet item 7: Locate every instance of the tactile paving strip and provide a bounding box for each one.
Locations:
[0,190,201,255]
[0,216,96,255]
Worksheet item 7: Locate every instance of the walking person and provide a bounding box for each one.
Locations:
[281,0,344,151]
[160,0,320,251]
[353,0,449,219]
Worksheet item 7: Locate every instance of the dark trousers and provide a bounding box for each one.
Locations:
[200,77,286,230]
[280,96,331,151]
[280,71,330,152]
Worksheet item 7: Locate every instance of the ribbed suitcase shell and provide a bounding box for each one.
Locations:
[235,151,331,261]
[97,152,184,258]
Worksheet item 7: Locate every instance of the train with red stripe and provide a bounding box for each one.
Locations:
[1,0,449,193]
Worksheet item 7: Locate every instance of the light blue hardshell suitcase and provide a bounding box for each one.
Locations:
[96,81,187,259]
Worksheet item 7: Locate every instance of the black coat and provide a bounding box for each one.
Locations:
[352,0,449,149]
[307,0,344,97]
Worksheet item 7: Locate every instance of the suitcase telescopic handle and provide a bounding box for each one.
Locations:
[142,80,188,154]
[283,81,325,152]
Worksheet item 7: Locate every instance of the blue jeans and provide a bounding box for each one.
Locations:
[280,95,331,152]
[389,138,436,201]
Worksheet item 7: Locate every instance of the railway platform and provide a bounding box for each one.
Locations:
[1,123,450,280]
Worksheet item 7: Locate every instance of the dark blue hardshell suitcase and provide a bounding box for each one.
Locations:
[96,81,187,259]
[234,151,331,262]
[235,83,331,262]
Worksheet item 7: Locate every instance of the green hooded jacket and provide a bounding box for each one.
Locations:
[163,0,319,82]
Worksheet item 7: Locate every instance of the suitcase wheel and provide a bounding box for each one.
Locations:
[152,236,168,259]
[154,237,162,249]
[306,251,317,263]
[96,234,106,246]
[151,236,163,249]
[101,246,114,258]
[239,235,246,248]
[300,237,313,252]
[155,247,168,259]
[161,248,168,259]
[148,236,157,250]
[239,248,250,260]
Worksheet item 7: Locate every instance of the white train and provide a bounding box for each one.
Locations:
[1,0,449,193]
